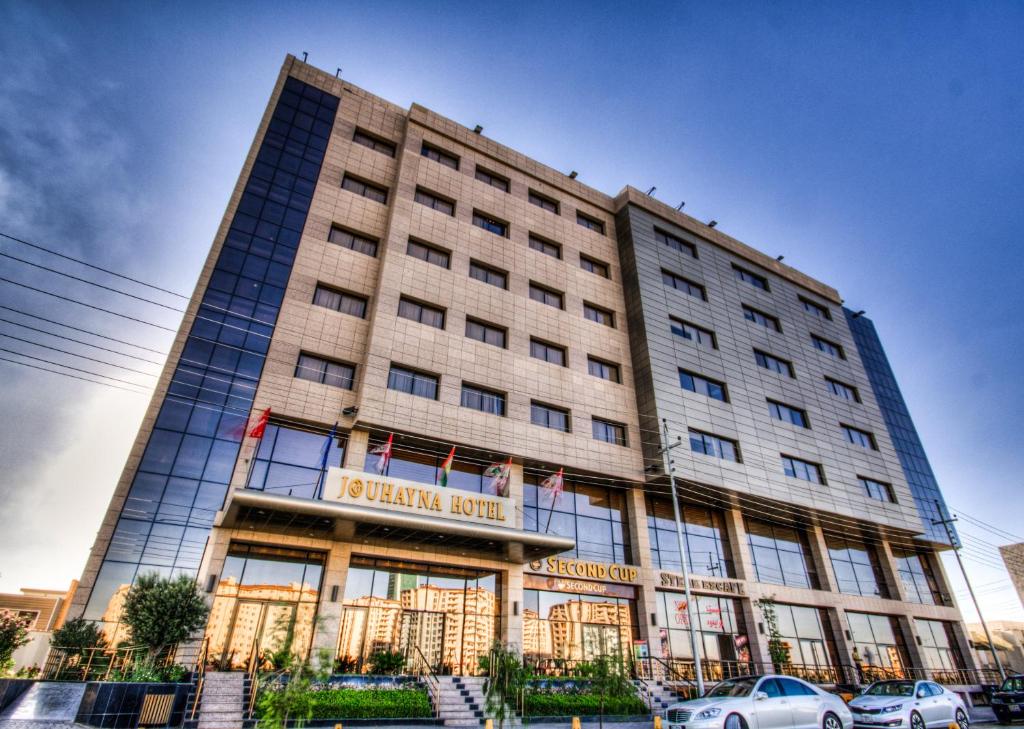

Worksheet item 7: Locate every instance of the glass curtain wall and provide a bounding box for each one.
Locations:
[892,549,946,605]
[746,520,819,589]
[826,536,889,598]
[770,603,840,682]
[655,592,750,679]
[847,612,910,680]
[915,619,966,680]
[522,589,637,671]
[647,497,734,577]
[523,474,631,563]
[365,441,495,495]
[247,423,346,498]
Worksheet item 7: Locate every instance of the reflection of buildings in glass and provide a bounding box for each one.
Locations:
[526,597,633,661]
[522,608,552,657]
[100,583,132,647]
[205,577,320,666]
[338,595,402,663]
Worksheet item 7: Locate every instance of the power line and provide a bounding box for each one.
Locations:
[0,230,190,299]
[0,333,158,378]
[0,305,169,355]
[0,348,153,390]
[0,356,149,395]
[0,318,165,365]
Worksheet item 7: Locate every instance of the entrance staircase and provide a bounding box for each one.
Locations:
[193,671,246,729]
[635,677,693,715]
[436,675,490,727]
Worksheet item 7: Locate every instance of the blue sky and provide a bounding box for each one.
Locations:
[0,1,1021,621]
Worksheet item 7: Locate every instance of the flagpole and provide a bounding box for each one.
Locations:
[314,422,339,500]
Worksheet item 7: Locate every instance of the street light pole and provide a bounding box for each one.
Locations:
[660,419,705,695]
[932,500,1006,682]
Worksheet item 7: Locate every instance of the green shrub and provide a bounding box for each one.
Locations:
[524,692,647,716]
[257,687,432,720]
[365,649,405,675]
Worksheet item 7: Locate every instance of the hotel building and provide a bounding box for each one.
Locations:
[71,55,983,688]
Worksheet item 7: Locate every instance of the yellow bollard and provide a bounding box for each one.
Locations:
[334,724,342,729]
[572,718,581,729]
[485,721,493,729]
[654,716,663,729]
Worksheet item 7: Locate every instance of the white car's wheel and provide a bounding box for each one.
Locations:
[911,711,926,729]
[824,712,843,729]
[956,708,969,729]
[725,713,747,729]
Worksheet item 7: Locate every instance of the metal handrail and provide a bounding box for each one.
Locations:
[189,637,210,722]
[406,643,442,719]
[245,637,261,718]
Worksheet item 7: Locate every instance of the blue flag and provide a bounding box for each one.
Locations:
[314,422,339,499]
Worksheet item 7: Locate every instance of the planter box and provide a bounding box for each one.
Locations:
[76,681,191,728]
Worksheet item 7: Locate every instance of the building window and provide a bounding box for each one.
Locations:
[914,619,965,672]
[530,338,566,366]
[387,364,439,399]
[583,302,615,327]
[755,349,795,377]
[680,370,728,402]
[892,549,945,605]
[247,423,345,498]
[782,455,824,484]
[689,429,739,461]
[531,401,570,432]
[460,383,506,416]
[367,441,495,494]
[847,612,910,678]
[655,593,747,665]
[768,400,809,428]
[646,497,733,576]
[295,353,355,390]
[468,260,508,289]
[529,281,564,309]
[579,254,610,278]
[328,226,378,257]
[670,317,716,350]
[587,356,620,383]
[655,227,697,257]
[800,296,832,320]
[842,424,877,450]
[406,238,451,269]
[592,418,627,446]
[812,334,845,359]
[765,603,836,668]
[420,142,459,170]
[827,536,889,598]
[826,377,860,402]
[414,187,455,216]
[473,210,509,237]
[733,265,769,291]
[474,166,509,192]
[861,477,895,503]
[528,189,559,214]
[523,475,630,562]
[465,318,507,348]
[528,233,561,259]
[398,297,445,329]
[746,520,818,589]
[743,304,781,331]
[312,284,367,318]
[576,211,605,234]
[662,269,707,300]
[352,129,396,157]
[341,173,388,204]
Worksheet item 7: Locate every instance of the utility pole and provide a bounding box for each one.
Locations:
[932,500,1006,682]
[660,419,705,695]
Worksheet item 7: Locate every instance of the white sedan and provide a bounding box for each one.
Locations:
[848,680,969,729]
[665,675,854,729]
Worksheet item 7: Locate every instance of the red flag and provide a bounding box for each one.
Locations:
[439,446,456,488]
[541,467,564,495]
[370,433,393,474]
[247,408,271,439]
[485,457,512,496]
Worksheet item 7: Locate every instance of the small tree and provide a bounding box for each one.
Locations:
[366,649,405,675]
[51,617,107,656]
[483,642,528,729]
[756,597,790,667]
[0,610,31,676]
[121,573,209,661]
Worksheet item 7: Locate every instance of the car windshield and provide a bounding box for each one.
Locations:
[864,682,915,697]
[706,677,759,698]
[1001,678,1024,692]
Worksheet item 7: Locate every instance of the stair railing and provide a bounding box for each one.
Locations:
[407,643,441,719]
[245,637,261,719]
[189,637,210,722]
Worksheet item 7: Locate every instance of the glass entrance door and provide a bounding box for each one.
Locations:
[583,623,624,660]
[222,600,297,669]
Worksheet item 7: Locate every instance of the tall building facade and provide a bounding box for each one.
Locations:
[72,55,982,686]
[1000,544,1024,609]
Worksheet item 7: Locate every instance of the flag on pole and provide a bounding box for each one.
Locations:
[541,467,564,495]
[485,457,512,496]
[247,408,271,439]
[369,433,393,474]
[438,446,456,488]
[314,422,339,499]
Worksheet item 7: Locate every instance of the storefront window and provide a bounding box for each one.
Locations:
[365,441,495,494]
[655,591,749,679]
[647,498,733,577]
[205,543,325,670]
[915,619,965,678]
[769,603,839,681]
[523,475,631,563]
[746,520,818,589]
[523,586,637,670]
[247,423,346,498]
[826,537,888,598]
[337,557,499,676]
[847,612,909,680]
[892,549,945,605]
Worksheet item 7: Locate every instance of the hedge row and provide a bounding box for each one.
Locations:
[300,688,432,719]
[524,692,647,716]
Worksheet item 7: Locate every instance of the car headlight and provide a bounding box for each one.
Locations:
[882,705,904,714]
[696,708,723,720]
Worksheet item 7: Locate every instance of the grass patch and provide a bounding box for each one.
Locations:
[524,692,647,716]
[257,687,433,720]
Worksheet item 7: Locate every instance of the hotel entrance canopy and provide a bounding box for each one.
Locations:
[216,489,576,563]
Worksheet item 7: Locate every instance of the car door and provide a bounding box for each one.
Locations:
[927,684,956,726]
[753,678,795,729]
[915,683,944,726]
[778,677,822,729]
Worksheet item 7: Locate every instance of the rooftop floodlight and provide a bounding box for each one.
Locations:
[302,51,308,62]
[342,406,359,416]
[336,68,342,78]
[645,186,657,196]
[473,125,483,134]
[676,201,685,210]
[568,170,578,179]
[852,310,866,318]
[708,220,718,228]
[776,255,785,261]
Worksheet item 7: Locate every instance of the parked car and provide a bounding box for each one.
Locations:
[991,675,1024,724]
[664,675,854,729]
[848,680,969,729]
